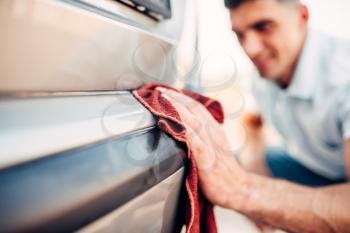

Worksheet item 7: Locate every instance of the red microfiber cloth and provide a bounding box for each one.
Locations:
[133,83,224,233]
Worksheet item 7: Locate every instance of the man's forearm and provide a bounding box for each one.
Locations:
[230,173,350,233]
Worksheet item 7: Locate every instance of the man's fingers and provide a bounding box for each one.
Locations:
[162,89,217,123]
[160,89,216,149]
[163,93,204,135]
[165,90,229,150]
[161,91,218,170]
[159,88,231,154]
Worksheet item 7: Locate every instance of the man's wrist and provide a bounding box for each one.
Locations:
[227,171,256,212]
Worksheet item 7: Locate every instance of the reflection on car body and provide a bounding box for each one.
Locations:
[0,0,198,232]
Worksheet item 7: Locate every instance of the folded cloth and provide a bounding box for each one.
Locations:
[133,83,224,233]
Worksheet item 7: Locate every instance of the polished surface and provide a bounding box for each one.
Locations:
[0,1,190,232]
[0,128,186,233]
[69,0,185,40]
[78,168,184,233]
[0,0,183,92]
[0,92,155,169]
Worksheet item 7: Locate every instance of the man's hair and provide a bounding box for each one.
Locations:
[224,0,300,9]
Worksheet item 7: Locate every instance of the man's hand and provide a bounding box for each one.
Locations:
[158,88,248,209]
[157,88,350,233]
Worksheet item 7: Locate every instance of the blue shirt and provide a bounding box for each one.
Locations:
[252,29,350,179]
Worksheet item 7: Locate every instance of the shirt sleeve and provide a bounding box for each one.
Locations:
[339,86,350,140]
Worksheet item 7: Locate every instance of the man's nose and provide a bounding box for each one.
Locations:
[241,32,264,59]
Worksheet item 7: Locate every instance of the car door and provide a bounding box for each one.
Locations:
[0,0,198,232]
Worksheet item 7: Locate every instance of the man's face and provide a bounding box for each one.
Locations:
[230,0,308,81]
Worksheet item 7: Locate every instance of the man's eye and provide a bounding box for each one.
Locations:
[254,22,272,33]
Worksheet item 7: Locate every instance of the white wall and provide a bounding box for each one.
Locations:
[304,0,350,38]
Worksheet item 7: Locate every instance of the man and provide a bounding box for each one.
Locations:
[158,0,350,232]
